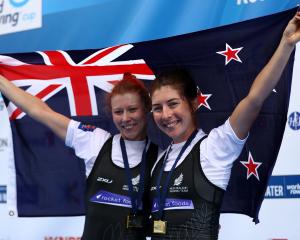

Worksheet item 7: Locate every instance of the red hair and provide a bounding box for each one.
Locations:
[107,73,151,112]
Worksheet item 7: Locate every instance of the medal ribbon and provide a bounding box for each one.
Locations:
[155,130,198,219]
[120,137,148,215]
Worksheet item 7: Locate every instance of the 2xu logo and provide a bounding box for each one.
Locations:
[9,0,29,7]
[97,177,113,184]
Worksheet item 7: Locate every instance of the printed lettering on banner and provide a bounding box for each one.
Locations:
[0,0,42,35]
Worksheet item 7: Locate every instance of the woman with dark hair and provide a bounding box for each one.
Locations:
[149,12,300,240]
[0,72,158,240]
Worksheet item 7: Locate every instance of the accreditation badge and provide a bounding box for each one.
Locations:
[153,220,167,234]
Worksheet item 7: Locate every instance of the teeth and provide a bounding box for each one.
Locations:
[165,120,178,128]
[122,124,134,130]
[167,123,176,128]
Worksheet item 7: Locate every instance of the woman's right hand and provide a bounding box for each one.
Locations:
[0,74,70,141]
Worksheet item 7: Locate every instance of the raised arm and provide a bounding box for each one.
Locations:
[230,11,300,139]
[0,75,70,141]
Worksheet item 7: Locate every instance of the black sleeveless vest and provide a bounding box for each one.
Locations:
[150,137,224,240]
[82,137,158,240]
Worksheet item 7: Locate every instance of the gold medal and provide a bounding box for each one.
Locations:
[126,215,143,228]
[153,220,167,234]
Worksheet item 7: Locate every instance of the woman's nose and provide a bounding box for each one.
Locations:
[121,111,130,121]
[162,106,172,119]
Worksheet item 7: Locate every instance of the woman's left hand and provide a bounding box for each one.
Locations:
[283,10,300,46]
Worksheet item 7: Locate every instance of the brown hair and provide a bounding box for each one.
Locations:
[107,73,151,112]
[151,69,198,125]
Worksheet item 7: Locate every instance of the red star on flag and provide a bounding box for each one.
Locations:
[216,43,243,65]
[240,151,262,180]
[197,91,212,110]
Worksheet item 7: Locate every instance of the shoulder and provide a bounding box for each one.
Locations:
[65,119,111,150]
[199,119,247,156]
[199,118,247,176]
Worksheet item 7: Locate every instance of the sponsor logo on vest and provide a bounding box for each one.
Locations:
[152,198,194,212]
[122,174,140,191]
[131,175,140,185]
[170,173,188,193]
[173,173,183,186]
[97,177,113,184]
[150,186,160,191]
[90,190,142,209]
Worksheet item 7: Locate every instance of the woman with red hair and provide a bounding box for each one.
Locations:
[0,72,158,240]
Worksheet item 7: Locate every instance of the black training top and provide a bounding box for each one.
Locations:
[150,136,224,240]
[82,137,158,240]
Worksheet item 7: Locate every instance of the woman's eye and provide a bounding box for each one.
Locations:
[113,110,123,115]
[168,101,179,108]
[152,106,162,113]
[128,107,137,113]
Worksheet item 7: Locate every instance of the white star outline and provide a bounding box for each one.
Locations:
[216,43,243,65]
[240,151,262,181]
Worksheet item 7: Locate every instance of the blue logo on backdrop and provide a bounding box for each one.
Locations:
[265,175,300,199]
[288,112,300,130]
[9,0,30,8]
[0,186,7,203]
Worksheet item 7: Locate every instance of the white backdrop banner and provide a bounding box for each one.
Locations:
[0,0,42,35]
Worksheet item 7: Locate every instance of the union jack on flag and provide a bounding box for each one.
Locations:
[0,9,296,223]
[1,44,155,119]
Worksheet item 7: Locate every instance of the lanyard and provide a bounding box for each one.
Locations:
[155,130,198,219]
[120,137,148,215]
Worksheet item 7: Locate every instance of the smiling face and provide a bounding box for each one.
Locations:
[151,85,197,143]
[111,92,147,141]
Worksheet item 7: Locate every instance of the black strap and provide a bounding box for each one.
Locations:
[120,137,148,215]
[155,130,198,219]
[193,136,225,206]
[86,137,113,186]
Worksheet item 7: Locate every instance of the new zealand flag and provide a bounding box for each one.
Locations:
[0,8,296,222]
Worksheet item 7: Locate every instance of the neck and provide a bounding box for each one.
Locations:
[173,126,197,144]
[121,133,147,141]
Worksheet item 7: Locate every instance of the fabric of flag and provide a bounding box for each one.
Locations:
[0,8,296,221]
